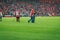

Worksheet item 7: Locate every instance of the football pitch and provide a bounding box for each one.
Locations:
[0,17,60,40]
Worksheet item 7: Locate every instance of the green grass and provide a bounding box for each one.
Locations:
[0,17,60,40]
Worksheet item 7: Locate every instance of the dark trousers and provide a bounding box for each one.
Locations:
[16,17,20,22]
[28,15,35,23]
[0,16,2,21]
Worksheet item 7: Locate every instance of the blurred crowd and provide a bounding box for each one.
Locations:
[0,0,60,17]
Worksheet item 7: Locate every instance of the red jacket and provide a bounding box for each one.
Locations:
[30,9,35,17]
[15,10,20,17]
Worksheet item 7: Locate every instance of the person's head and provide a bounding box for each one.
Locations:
[32,8,33,10]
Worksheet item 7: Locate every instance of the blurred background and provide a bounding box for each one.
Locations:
[0,0,60,17]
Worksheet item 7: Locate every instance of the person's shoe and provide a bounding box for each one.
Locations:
[28,21,30,23]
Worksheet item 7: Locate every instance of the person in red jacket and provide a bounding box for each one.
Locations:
[15,9,20,22]
[28,8,36,23]
[0,8,3,21]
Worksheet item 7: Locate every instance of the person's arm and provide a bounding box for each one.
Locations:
[30,10,32,17]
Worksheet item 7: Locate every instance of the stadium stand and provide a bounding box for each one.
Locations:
[0,0,60,17]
